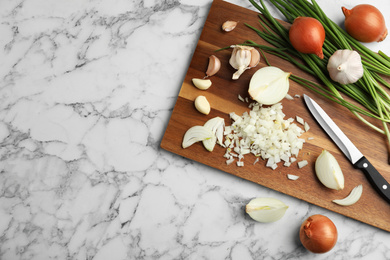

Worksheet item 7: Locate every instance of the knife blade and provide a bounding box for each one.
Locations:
[303,94,390,204]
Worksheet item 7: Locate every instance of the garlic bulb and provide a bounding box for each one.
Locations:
[246,197,288,223]
[333,184,363,206]
[315,150,344,190]
[229,45,260,80]
[327,49,364,84]
[248,66,291,105]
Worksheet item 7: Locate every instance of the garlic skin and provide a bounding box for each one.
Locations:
[315,150,344,190]
[333,184,363,206]
[222,21,238,32]
[327,50,364,84]
[248,66,291,105]
[205,55,221,78]
[246,197,288,223]
[229,45,260,80]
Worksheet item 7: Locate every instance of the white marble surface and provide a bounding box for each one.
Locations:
[0,0,389,259]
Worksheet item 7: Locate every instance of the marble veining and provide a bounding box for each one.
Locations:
[0,0,390,259]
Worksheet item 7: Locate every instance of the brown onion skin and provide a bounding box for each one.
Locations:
[342,4,388,43]
[299,214,338,254]
[289,17,325,59]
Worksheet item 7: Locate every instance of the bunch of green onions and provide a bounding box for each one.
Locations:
[243,0,390,158]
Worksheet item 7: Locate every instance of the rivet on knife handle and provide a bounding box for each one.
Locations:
[355,157,390,203]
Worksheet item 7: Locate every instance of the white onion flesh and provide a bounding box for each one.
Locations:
[246,197,289,222]
[182,117,225,151]
[287,174,300,180]
[333,184,363,206]
[223,103,305,168]
[182,126,214,149]
[248,66,291,105]
[315,150,344,190]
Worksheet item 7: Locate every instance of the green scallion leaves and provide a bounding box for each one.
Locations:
[246,0,390,157]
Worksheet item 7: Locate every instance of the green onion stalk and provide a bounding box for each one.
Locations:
[244,0,390,160]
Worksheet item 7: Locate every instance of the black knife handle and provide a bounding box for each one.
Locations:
[354,156,390,204]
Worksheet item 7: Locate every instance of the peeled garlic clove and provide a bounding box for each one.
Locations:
[248,66,291,105]
[327,49,364,84]
[246,197,289,223]
[315,150,344,190]
[222,21,238,32]
[333,184,363,206]
[194,95,211,115]
[229,45,253,80]
[192,78,212,90]
[249,48,261,68]
[205,55,221,77]
[182,125,214,149]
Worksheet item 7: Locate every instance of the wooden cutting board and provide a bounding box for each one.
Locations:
[161,0,390,232]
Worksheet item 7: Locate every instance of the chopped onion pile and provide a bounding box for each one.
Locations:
[223,103,306,169]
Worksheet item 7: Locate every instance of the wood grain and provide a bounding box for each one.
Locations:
[161,0,390,232]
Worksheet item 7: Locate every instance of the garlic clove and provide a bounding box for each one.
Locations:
[246,197,289,223]
[205,55,221,77]
[182,125,214,149]
[249,48,261,68]
[192,78,212,90]
[332,184,363,206]
[194,95,211,115]
[222,21,238,32]
[248,66,291,105]
[327,49,364,84]
[315,150,344,190]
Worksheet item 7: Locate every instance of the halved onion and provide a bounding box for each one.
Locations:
[248,66,291,105]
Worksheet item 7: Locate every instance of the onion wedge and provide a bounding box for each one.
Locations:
[182,126,214,149]
[332,184,363,206]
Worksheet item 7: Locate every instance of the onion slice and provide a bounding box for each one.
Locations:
[203,117,225,151]
[182,126,214,149]
[332,184,363,206]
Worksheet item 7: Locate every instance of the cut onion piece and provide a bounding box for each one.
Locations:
[223,102,305,169]
[203,117,225,145]
[246,197,288,223]
[315,150,344,190]
[182,126,214,149]
[333,184,363,206]
[287,174,300,180]
[248,66,291,105]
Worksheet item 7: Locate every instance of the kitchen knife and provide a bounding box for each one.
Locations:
[303,94,390,204]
